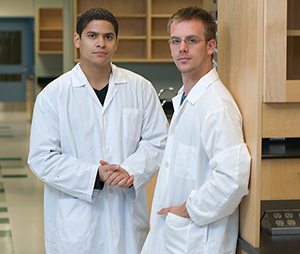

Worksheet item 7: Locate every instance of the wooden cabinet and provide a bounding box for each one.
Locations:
[261,159,300,200]
[218,0,300,252]
[264,0,300,102]
[73,0,204,62]
[37,7,63,54]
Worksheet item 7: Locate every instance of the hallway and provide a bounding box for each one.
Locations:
[0,109,45,254]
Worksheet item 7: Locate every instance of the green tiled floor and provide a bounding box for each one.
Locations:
[0,231,14,254]
[0,111,45,253]
[2,175,27,178]
[0,207,8,212]
[0,218,9,224]
[0,182,5,202]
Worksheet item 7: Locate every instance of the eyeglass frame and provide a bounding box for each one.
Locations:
[168,36,207,46]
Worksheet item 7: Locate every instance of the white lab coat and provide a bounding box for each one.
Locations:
[141,68,251,254]
[27,63,169,254]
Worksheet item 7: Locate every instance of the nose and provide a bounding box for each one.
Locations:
[96,36,105,48]
[179,40,188,53]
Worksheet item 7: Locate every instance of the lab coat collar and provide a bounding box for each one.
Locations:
[110,63,127,85]
[71,62,128,87]
[173,68,219,109]
[71,63,89,87]
[71,63,126,110]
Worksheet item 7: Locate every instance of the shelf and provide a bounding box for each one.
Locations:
[76,14,147,19]
[151,36,169,40]
[262,138,300,159]
[37,7,63,54]
[151,14,172,18]
[287,30,300,36]
[40,27,63,31]
[119,36,147,40]
[38,51,63,55]
[73,0,206,62]
[76,0,146,16]
[115,14,146,18]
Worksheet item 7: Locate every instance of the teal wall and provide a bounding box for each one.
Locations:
[116,63,182,93]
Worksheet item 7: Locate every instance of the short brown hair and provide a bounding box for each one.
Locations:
[167,6,216,42]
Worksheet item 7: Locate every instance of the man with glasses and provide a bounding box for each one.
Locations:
[142,7,250,254]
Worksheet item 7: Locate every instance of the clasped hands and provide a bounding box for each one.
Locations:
[98,160,134,189]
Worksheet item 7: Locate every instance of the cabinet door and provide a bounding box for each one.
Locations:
[263,0,300,102]
[271,159,300,199]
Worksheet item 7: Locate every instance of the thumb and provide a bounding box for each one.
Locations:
[157,208,169,215]
[100,160,109,165]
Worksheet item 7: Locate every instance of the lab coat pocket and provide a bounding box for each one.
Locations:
[123,108,143,141]
[56,198,91,244]
[164,213,208,254]
[174,143,197,180]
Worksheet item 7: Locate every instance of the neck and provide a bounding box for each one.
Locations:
[80,62,111,90]
[182,65,213,95]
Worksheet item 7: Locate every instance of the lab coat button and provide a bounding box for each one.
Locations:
[165,162,169,168]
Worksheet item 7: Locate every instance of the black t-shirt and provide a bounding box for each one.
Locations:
[94,84,109,106]
[93,84,109,189]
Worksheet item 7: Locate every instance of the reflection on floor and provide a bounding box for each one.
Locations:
[0,110,45,254]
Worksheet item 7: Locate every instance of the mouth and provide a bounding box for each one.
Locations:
[93,51,107,56]
[177,56,191,63]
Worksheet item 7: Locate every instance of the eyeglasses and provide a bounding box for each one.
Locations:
[168,37,205,46]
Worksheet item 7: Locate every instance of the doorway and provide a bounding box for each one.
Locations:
[0,18,34,103]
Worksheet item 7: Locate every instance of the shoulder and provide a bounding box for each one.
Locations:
[199,79,242,118]
[112,64,156,95]
[112,64,151,85]
[39,70,73,95]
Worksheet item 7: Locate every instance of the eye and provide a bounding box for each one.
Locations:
[188,38,199,44]
[105,35,113,40]
[170,38,181,45]
[88,34,96,39]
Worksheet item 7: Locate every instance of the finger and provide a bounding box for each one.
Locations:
[110,174,125,187]
[157,208,170,215]
[100,160,109,165]
[102,170,115,182]
[117,175,133,188]
[106,171,121,186]
[124,175,134,188]
[116,178,127,188]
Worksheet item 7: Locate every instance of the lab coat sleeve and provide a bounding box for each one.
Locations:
[121,83,169,199]
[27,89,98,203]
[186,107,251,227]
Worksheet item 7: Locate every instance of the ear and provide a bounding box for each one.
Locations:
[114,37,119,52]
[206,39,216,56]
[74,33,80,49]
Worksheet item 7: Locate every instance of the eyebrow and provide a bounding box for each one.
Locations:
[86,31,115,37]
[170,35,199,39]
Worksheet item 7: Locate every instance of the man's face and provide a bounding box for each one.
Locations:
[74,20,118,67]
[169,19,215,76]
